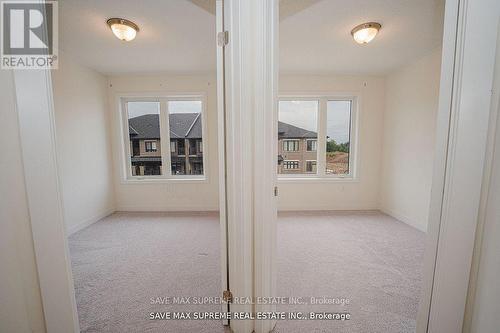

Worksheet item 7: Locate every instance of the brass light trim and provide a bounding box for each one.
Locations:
[106,18,140,32]
[350,21,382,44]
[350,22,381,37]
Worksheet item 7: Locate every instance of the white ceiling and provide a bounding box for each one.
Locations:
[59,0,444,75]
[59,0,216,74]
[280,0,445,75]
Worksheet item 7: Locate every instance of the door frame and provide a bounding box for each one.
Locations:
[216,0,230,326]
[12,1,499,333]
[220,1,279,332]
[417,0,500,331]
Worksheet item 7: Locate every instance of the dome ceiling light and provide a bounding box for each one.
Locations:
[107,18,139,42]
[351,22,381,44]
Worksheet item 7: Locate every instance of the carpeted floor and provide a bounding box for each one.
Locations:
[273,211,425,333]
[68,212,226,333]
[68,211,425,333]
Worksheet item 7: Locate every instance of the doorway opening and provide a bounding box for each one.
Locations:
[52,1,228,331]
[275,1,445,332]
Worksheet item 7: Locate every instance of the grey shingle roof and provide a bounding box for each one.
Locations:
[129,114,317,140]
[128,113,202,139]
[278,121,317,139]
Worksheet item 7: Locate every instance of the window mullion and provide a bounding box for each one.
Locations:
[317,98,327,177]
[160,98,172,178]
[122,100,133,179]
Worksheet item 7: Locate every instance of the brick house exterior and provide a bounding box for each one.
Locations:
[128,115,317,176]
[278,121,318,174]
[128,113,203,176]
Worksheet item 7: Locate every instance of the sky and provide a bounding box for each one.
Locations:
[279,100,351,143]
[127,101,202,118]
[326,100,351,143]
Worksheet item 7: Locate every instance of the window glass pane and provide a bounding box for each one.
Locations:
[306,160,317,173]
[278,100,318,175]
[127,101,162,176]
[326,100,351,175]
[168,101,204,175]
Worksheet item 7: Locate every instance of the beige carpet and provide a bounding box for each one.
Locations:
[69,211,425,333]
[273,211,425,333]
[68,212,226,333]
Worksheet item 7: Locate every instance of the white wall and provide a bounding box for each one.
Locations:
[108,74,219,211]
[52,53,115,234]
[0,70,46,333]
[379,49,442,232]
[277,75,385,210]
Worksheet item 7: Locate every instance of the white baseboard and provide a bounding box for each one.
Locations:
[66,208,115,236]
[277,205,379,212]
[115,205,219,212]
[379,207,427,232]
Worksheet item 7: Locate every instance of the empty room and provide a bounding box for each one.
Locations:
[2,1,500,333]
[274,0,444,332]
[50,0,226,332]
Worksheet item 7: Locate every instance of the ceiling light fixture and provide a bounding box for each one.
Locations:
[351,22,381,44]
[107,18,139,41]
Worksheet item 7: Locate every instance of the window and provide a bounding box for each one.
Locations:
[126,101,162,177]
[278,97,356,179]
[176,139,186,156]
[168,101,204,176]
[122,97,206,180]
[283,160,300,170]
[326,100,352,175]
[306,139,317,152]
[145,141,157,152]
[306,160,317,173]
[278,100,318,175]
[283,140,299,152]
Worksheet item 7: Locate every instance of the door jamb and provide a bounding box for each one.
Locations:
[418,0,500,332]
[216,0,230,326]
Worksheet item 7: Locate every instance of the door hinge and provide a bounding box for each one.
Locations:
[223,290,233,303]
[274,186,279,197]
[218,31,229,47]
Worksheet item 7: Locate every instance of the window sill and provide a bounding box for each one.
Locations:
[121,176,208,184]
[277,176,358,183]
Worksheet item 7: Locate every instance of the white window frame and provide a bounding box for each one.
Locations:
[306,138,317,152]
[282,139,299,152]
[118,94,208,183]
[278,95,359,181]
[144,140,157,152]
[305,159,317,173]
[283,160,300,170]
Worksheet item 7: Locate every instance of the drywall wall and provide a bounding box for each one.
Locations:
[108,74,219,211]
[277,75,386,210]
[0,70,46,332]
[52,52,115,234]
[379,48,442,232]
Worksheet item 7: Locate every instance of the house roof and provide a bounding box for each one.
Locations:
[278,121,317,139]
[128,113,202,140]
[129,114,317,140]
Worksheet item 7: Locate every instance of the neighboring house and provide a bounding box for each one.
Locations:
[278,121,317,174]
[128,113,203,176]
[128,114,316,176]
